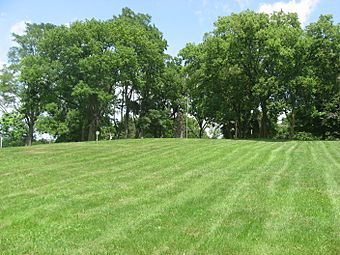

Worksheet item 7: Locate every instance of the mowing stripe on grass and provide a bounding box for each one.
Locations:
[0,140,339,255]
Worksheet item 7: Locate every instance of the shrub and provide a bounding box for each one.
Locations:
[294,132,320,141]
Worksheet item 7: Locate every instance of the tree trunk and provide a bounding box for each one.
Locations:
[260,102,269,138]
[199,127,203,139]
[87,110,100,141]
[235,120,238,139]
[117,87,125,139]
[175,112,185,138]
[26,122,34,146]
[221,123,231,139]
[88,120,96,141]
[81,121,86,141]
[124,84,130,139]
[86,96,99,141]
[198,120,207,138]
[289,109,296,139]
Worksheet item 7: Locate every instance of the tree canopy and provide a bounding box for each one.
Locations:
[0,8,339,146]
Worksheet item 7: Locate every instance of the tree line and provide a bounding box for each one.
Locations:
[0,8,339,146]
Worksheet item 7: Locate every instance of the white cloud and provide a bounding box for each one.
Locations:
[10,20,30,36]
[235,0,251,8]
[195,0,230,24]
[201,0,229,11]
[258,0,319,26]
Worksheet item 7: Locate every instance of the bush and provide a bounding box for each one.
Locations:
[33,139,52,145]
[274,122,289,140]
[294,132,320,141]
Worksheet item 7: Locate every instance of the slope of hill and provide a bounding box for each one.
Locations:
[0,139,339,254]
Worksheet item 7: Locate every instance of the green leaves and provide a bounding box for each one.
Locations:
[1,8,339,144]
[0,112,26,146]
[180,11,339,139]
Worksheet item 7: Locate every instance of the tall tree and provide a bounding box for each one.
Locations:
[304,15,340,138]
[3,23,56,145]
[263,12,307,138]
[40,8,168,141]
[110,8,168,138]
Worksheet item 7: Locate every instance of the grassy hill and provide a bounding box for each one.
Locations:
[0,139,339,254]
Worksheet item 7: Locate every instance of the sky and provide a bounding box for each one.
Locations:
[0,0,339,67]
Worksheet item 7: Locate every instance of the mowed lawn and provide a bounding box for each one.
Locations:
[0,139,339,255]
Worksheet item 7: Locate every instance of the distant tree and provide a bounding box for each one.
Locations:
[39,20,117,141]
[0,111,26,146]
[304,15,340,139]
[2,23,56,145]
[180,42,213,138]
[40,8,168,141]
[1,8,339,146]
[0,65,17,113]
[181,11,271,138]
[159,57,186,138]
[263,11,309,139]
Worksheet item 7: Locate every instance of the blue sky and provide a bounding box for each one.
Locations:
[0,0,339,66]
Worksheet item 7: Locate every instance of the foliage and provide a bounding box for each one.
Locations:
[0,112,26,146]
[0,9,339,146]
[181,11,339,140]
[293,131,320,141]
[274,121,290,140]
[1,23,57,146]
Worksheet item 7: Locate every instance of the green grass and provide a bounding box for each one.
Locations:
[0,139,339,254]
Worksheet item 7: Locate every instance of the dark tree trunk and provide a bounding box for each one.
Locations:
[260,102,269,138]
[117,87,125,139]
[88,120,96,141]
[24,114,35,146]
[175,112,185,138]
[289,109,296,139]
[198,119,207,139]
[86,96,99,141]
[81,121,86,141]
[221,123,231,139]
[26,122,34,146]
[124,84,130,139]
[235,119,239,139]
[199,127,204,139]
[88,116,101,141]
